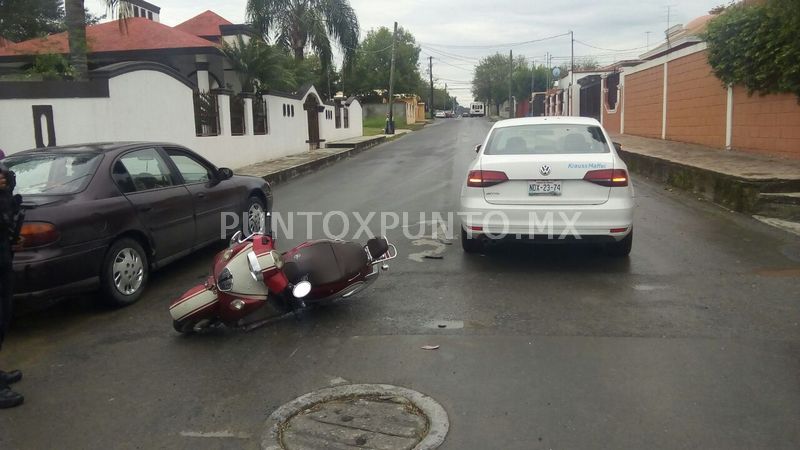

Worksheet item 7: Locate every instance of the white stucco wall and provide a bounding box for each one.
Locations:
[319,99,363,143]
[0,69,363,170]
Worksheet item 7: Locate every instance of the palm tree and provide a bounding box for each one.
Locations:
[64,0,123,81]
[220,36,296,92]
[245,0,359,70]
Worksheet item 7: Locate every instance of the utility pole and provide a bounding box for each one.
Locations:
[429,56,434,119]
[386,21,398,134]
[570,30,574,116]
[646,31,651,51]
[545,52,550,93]
[530,59,535,117]
[327,65,332,101]
[508,49,513,118]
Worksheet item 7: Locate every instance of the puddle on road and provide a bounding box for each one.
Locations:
[632,284,669,291]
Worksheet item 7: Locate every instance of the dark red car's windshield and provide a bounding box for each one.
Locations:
[5,152,102,195]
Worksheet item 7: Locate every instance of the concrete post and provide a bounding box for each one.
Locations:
[243,96,254,136]
[661,61,668,140]
[620,74,626,134]
[725,84,733,150]
[196,61,210,92]
[213,88,232,136]
[600,74,606,125]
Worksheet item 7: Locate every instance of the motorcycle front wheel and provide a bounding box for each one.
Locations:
[173,319,205,334]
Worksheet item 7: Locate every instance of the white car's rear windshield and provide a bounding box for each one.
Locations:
[484,124,610,155]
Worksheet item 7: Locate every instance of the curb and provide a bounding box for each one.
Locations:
[260,136,388,186]
[618,149,800,213]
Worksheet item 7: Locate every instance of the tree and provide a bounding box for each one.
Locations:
[289,54,341,98]
[349,26,423,97]
[0,0,64,42]
[62,0,121,81]
[430,86,455,111]
[704,0,800,99]
[245,0,359,70]
[221,36,296,93]
[472,54,558,115]
[472,53,513,115]
[64,0,89,80]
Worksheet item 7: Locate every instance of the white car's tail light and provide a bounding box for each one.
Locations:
[467,170,509,187]
[583,169,629,187]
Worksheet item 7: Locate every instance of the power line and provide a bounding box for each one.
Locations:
[421,53,476,73]
[355,43,394,53]
[573,39,650,52]
[419,32,571,50]
[421,46,481,63]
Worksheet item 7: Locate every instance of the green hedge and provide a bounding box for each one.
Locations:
[704,0,800,99]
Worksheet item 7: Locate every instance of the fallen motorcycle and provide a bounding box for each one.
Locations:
[169,231,397,334]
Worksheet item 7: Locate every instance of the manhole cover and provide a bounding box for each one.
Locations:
[262,384,449,450]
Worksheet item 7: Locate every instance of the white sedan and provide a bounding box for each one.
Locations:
[459,117,634,256]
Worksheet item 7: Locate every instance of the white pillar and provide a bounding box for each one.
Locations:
[196,61,210,92]
[725,84,733,150]
[600,75,606,125]
[216,90,231,136]
[620,74,626,134]
[661,61,668,140]
[244,96,254,136]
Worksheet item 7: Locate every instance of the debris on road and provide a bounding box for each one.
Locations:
[421,345,440,350]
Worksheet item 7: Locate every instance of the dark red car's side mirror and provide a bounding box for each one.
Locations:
[218,167,234,180]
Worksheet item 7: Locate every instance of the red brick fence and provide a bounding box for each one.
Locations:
[603,43,800,160]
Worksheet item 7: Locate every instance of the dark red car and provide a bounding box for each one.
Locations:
[4,142,272,307]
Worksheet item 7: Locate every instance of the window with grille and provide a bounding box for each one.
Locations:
[253,97,268,135]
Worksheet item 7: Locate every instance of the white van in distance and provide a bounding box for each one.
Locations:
[470,102,485,117]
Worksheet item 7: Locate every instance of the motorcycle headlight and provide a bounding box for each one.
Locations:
[218,268,234,292]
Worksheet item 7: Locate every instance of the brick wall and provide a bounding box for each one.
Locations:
[665,51,727,147]
[623,66,663,138]
[731,86,800,159]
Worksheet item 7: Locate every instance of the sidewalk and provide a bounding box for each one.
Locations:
[236,129,411,185]
[612,134,800,219]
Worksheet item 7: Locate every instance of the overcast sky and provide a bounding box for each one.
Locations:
[87,0,722,103]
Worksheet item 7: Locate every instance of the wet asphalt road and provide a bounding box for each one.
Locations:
[2,118,800,450]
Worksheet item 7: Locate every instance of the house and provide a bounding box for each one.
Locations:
[394,95,425,125]
[0,7,255,93]
[0,3,364,167]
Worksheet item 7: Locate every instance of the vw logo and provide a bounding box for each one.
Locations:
[540,165,551,176]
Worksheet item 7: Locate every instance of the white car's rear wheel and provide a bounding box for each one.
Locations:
[606,229,633,257]
[461,227,484,254]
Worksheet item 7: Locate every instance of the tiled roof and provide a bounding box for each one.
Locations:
[0,36,13,47]
[173,10,233,38]
[0,18,216,57]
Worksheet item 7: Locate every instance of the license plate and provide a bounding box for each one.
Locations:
[529,180,562,195]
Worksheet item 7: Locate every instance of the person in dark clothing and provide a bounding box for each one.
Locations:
[0,149,24,409]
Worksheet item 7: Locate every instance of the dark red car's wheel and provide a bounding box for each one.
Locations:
[99,237,149,307]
